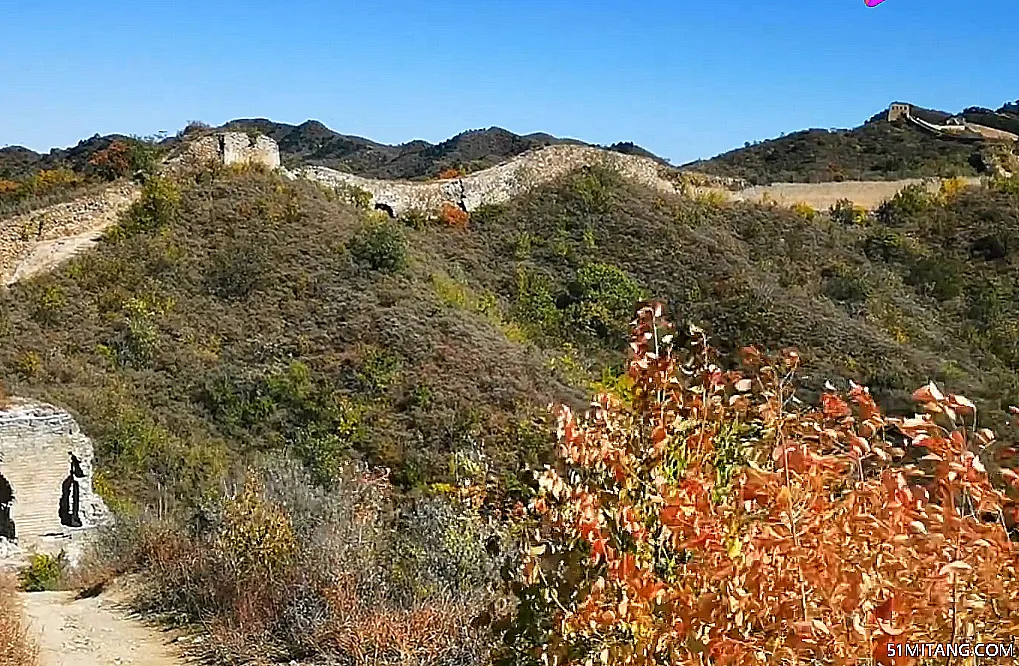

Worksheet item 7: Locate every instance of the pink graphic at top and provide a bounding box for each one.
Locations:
[865,0,888,5]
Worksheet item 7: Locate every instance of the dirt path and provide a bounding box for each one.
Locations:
[18,587,188,666]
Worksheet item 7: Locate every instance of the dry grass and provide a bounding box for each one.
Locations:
[0,575,37,666]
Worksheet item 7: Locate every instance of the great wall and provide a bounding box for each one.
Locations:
[0,126,1006,566]
[4,124,1007,289]
[887,102,1019,143]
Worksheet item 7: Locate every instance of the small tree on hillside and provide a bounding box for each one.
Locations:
[499,304,1019,666]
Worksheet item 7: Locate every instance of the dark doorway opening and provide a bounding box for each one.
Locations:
[0,472,14,540]
[59,453,85,529]
[374,202,396,218]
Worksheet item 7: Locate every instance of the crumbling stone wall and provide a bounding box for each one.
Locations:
[165,131,281,173]
[292,144,745,216]
[0,398,110,551]
[0,182,140,286]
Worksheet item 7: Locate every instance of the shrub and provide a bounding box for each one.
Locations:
[112,177,181,238]
[28,168,82,195]
[19,552,68,592]
[79,462,499,665]
[938,176,970,202]
[0,575,37,666]
[346,219,408,272]
[335,184,373,210]
[500,304,1019,666]
[205,241,270,300]
[439,202,470,229]
[88,139,160,182]
[13,351,42,379]
[560,263,647,342]
[398,209,430,230]
[828,198,868,225]
[0,180,20,197]
[990,173,1019,197]
[437,167,464,180]
[821,263,872,303]
[790,201,816,220]
[693,190,728,207]
[876,183,936,225]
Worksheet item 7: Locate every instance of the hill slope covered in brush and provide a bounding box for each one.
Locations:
[685,101,1019,184]
[2,163,1019,505]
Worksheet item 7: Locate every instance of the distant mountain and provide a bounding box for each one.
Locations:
[3,118,668,184]
[218,119,665,179]
[685,100,1019,185]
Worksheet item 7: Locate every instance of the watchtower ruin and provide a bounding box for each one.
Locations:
[0,398,109,553]
[888,103,912,122]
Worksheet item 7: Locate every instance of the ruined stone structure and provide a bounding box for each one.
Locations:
[0,398,109,552]
[164,131,281,173]
[887,103,912,122]
[291,144,744,217]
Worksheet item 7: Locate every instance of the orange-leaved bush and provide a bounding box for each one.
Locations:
[438,167,465,180]
[501,303,1019,666]
[439,202,469,229]
[88,140,133,180]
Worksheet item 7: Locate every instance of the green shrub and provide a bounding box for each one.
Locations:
[907,255,963,301]
[346,219,407,272]
[876,183,935,225]
[205,241,270,300]
[19,552,67,591]
[560,263,647,341]
[12,351,42,379]
[335,184,373,210]
[828,198,868,225]
[31,285,66,325]
[398,209,430,230]
[113,177,181,238]
[354,347,401,395]
[821,263,872,303]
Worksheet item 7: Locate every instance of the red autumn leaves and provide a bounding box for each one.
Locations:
[516,303,1019,666]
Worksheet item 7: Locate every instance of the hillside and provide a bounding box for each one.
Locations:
[685,100,1019,184]
[3,161,1019,507]
[0,134,137,181]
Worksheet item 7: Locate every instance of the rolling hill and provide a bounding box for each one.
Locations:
[3,158,1019,506]
[685,100,1019,185]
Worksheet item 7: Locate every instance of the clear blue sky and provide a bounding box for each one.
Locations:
[1,0,1016,164]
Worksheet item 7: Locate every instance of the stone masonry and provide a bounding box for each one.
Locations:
[0,398,110,553]
[291,144,744,216]
[164,131,282,173]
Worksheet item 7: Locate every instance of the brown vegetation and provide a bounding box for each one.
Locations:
[0,575,37,666]
[80,462,499,665]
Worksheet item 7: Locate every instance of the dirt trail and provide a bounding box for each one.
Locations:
[18,586,188,666]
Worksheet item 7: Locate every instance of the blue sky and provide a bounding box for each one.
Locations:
[1,0,1017,164]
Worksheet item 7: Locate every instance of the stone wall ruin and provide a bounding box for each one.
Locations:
[0,398,110,553]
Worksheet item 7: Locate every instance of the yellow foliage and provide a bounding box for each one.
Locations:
[0,180,21,197]
[30,168,81,193]
[791,201,816,220]
[216,475,297,578]
[851,205,869,225]
[693,189,728,207]
[939,176,969,202]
